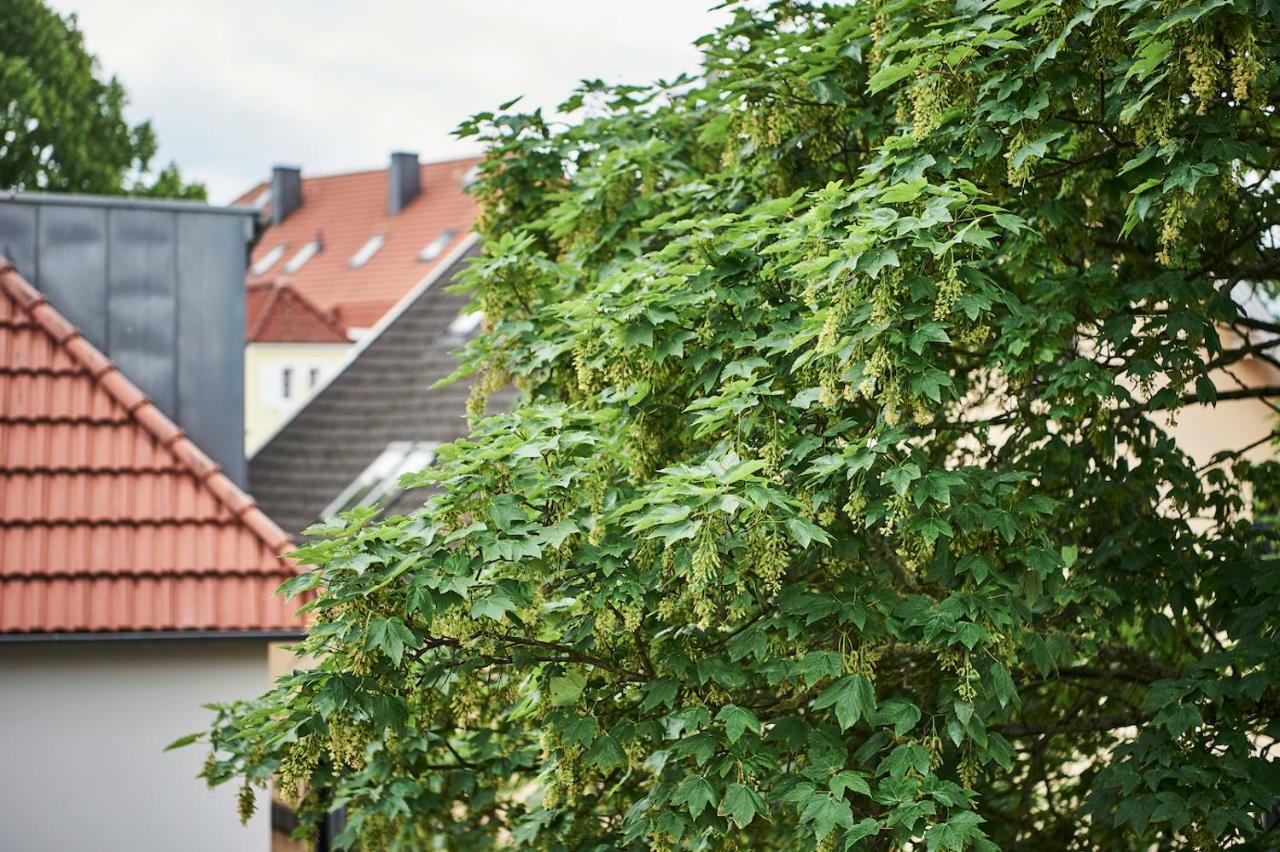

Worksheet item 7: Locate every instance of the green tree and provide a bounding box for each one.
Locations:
[194,1,1280,848]
[0,0,204,198]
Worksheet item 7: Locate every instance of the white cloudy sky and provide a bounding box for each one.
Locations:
[50,1,728,203]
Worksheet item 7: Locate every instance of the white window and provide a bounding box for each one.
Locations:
[320,441,439,520]
[349,234,385,268]
[284,240,320,274]
[261,362,332,409]
[461,164,481,188]
[418,229,456,262]
[251,244,287,276]
[250,186,271,210]
[445,310,484,339]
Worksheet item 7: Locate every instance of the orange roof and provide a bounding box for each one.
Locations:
[237,156,480,330]
[246,280,348,344]
[0,259,304,634]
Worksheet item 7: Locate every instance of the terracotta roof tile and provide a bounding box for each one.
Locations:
[246,280,349,344]
[237,157,480,330]
[0,259,305,634]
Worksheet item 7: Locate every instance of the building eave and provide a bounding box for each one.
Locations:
[0,629,306,644]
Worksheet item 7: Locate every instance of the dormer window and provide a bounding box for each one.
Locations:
[251,244,287,276]
[418,229,456,262]
[284,240,320,274]
[349,234,385,269]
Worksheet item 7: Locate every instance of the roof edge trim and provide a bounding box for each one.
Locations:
[0,629,306,643]
[1,190,256,217]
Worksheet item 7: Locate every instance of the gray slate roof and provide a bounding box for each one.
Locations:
[249,236,488,536]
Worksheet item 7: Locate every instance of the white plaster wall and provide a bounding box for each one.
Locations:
[0,640,270,852]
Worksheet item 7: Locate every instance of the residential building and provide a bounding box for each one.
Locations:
[232,153,480,454]
[249,234,492,536]
[0,258,302,852]
[244,281,350,454]
[233,153,481,334]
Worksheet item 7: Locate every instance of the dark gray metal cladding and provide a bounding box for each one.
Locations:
[108,208,177,415]
[0,192,255,486]
[387,152,421,215]
[0,202,38,276]
[270,166,302,225]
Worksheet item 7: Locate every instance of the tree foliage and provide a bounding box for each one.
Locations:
[0,0,204,198]
[197,1,1280,847]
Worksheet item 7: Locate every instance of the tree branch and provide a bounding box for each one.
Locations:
[996,712,1146,738]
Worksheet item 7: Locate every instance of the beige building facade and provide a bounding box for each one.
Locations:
[245,341,350,455]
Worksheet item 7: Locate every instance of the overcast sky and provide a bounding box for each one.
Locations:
[50,1,728,203]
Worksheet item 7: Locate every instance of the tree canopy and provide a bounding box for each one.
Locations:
[195,0,1280,848]
[0,0,204,198]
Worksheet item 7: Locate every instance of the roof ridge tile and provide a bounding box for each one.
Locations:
[30,308,76,344]
[62,335,115,378]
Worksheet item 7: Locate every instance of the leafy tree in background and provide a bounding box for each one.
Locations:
[194,0,1280,848]
[0,0,204,198]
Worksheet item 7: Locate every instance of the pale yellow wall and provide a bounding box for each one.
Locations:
[1167,356,1279,467]
[245,342,350,455]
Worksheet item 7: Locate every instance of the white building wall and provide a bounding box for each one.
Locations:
[0,640,271,852]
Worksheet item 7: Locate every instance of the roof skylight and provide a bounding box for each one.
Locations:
[320,441,438,520]
[445,310,484,339]
[251,244,287,276]
[283,240,321,274]
[349,234,385,269]
[418,229,456,262]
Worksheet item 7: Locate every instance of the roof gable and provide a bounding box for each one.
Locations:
[246,281,349,344]
[0,260,303,634]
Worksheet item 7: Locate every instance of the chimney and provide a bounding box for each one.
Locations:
[388,152,420,214]
[271,165,302,225]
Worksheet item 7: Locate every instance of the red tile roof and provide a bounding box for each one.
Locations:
[236,156,480,330]
[0,259,304,634]
[246,280,349,344]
